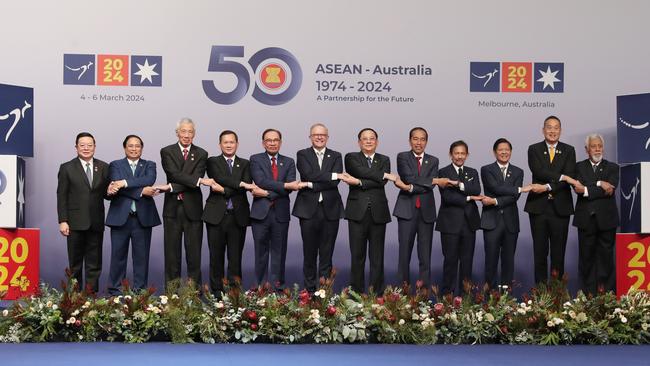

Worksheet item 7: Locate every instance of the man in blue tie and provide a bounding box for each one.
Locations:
[250,128,300,291]
[105,135,161,295]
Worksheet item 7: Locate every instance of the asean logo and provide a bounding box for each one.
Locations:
[203,46,302,105]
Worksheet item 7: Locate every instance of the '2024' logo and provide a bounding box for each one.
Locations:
[202,46,302,106]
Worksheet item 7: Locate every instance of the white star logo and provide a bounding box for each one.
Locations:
[134,59,159,84]
[537,66,561,90]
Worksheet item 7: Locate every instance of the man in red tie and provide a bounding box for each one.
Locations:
[157,118,211,290]
[249,129,300,291]
[392,127,449,290]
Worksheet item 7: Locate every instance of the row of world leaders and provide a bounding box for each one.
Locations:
[56,116,618,299]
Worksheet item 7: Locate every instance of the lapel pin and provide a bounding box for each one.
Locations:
[327,154,330,158]
[544,151,547,155]
[507,173,511,178]
[94,166,98,172]
[236,164,240,168]
[191,158,194,161]
[280,162,284,166]
[425,160,428,164]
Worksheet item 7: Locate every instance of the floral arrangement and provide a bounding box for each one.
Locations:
[2,271,650,345]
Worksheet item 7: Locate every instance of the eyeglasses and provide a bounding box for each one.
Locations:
[264,138,281,144]
[310,134,328,138]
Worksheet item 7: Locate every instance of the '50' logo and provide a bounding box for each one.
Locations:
[202,46,302,106]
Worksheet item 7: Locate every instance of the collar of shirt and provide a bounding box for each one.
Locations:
[313,147,326,155]
[178,143,192,153]
[223,155,236,162]
[591,161,600,169]
[453,164,464,174]
[546,142,558,150]
[497,162,509,170]
[127,158,139,166]
[268,153,278,161]
[412,152,424,159]
[364,153,375,160]
[79,158,94,168]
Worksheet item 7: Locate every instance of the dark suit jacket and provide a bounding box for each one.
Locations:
[292,147,344,220]
[524,141,576,216]
[480,162,523,233]
[249,152,296,223]
[202,155,251,227]
[572,159,619,230]
[105,158,161,228]
[393,151,439,223]
[57,157,110,231]
[435,164,481,233]
[344,151,391,224]
[160,143,208,221]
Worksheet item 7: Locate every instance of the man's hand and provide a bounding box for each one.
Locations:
[339,173,361,186]
[530,183,548,194]
[521,184,533,193]
[59,222,70,237]
[573,180,585,194]
[153,184,171,193]
[284,181,301,191]
[469,195,485,201]
[211,182,225,193]
[394,179,411,191]
[481,196,497,206]
[600,180,615,196]
[562,175,577,186]
[298,181,309,189]
[433,177,451,188]
[141,186,159,197]
[252,187,269,197]
[240,182,257,191]
[383,172,398,182]
[200,178,216,187]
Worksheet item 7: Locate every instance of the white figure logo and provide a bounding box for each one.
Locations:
[0,100,32,142]
[471,68,499,87]
[65,61,94,80]
[619,117,650,149]
[621,177,640,220]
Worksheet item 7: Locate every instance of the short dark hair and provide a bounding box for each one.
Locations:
[122,134,143,148]
[357,128,378,140]
[492,138,512,152]
[262,128,282,141]
[220,130,238,143]
[409,127,428,140]
[544,115,561,128]
[449,140,468,154]
[76,132,95,145]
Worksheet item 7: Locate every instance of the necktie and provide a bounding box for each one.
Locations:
[415,157,422,209]
[271,156,278,181]
[500,166,507,180]
[178,148,188,200]
[458,167,464,182]
[593,164,598,173]
[226,158,234,210]
[130,163,137,212]
[85,163,92,185]
[366,156,372,168]
[317,151,323,169]
[549,146,555,163]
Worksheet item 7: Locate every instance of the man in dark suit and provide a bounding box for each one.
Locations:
[340,128,395,294]
[572,134,619,295]
[157,118,210,290]
[202,130,255,296]
[105,135,161,295]
[57,132,110,292]
[292,123,344,293]
[524,116,578,284]
[435,140,482,295]
[480,138,531,289]
[250,128,299,291]
[393,127,449,289]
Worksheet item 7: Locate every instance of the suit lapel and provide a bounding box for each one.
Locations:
[74,159,92,189]
[91,162,101,189]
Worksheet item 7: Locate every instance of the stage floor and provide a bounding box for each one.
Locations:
[1,343,649,366]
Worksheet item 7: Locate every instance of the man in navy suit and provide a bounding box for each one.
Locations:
[572,134,619,294]
[525,116,578,284]
[292,123,344,293]
[480,138,531,289]
[393,127,449,289]
[250,128,300,291]
[435,140,483,295]
[105,135,161,295]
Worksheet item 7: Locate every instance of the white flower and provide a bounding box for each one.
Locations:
[563,301,571,308]
[517,308,526,315]
[553,317,564,325]
[620,316,628,323]
[398,319,405,325]
[412,313,420,320]
[614,308,622,314]
[82,301,91,309]
[72,310,80,316]
[568,310,576,319]
[124,295,132,300]
[171,294,179,300]
[159,295,168,305]
[316,289,326,299]
[113,297,121,304]
[527,300,532,305]
[547,320,555,327]
[2,309,8,317]
[123,319,132,326]
[215,301,224,309]
[52,305,58,310]
[46,301,53,308]
[66,317,77,325]
[485,313,495,322]
[576,312,587,323]
[642,323,649,331]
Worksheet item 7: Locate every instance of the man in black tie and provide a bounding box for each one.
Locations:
[572,134,619,294]
[435,140,482,295]
[340,128,395,294]
[57,132,110,292]
[393,127,449,289]
[202,130,255,296]
[479,138,531,289]
[292,123,344,293]
[157,118,211,290]
[525,116,578,284]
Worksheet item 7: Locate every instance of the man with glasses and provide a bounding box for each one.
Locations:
[292,123,344,293]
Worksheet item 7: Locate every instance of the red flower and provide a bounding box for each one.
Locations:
[453,296,462,308]
[433,303,445,316]
[500,325,509,334]
[388,314,396,323]
[250,323,258,331]
[415,280,424,289]
[247,310,258,322]
[327,306,337,316]
[75,320,81,327]
[299,289,311,302]
[376,297,385,305]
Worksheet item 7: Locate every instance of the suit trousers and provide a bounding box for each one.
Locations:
[67,229,103,293]
[578,215,616,295]
[397,208,434,288]
[206,213,246,295]
[440,220,476,295]
[348,208,386,294]
[251,206,289,290]
[299,203,340,292]
[529,201,570,284]
[483,214,518,289]
[108,215,152,295]
[163,204,203,290]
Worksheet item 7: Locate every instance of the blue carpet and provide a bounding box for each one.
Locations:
[1,344,649,366]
